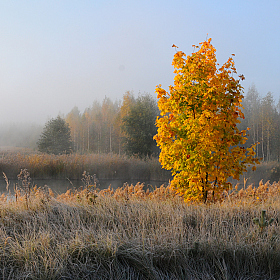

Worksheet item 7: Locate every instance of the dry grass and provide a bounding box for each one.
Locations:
[0,178,280,279]
[0,151,171,183]
[1,150,279,187]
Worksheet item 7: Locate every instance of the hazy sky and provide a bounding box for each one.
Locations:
[0,0,279,124]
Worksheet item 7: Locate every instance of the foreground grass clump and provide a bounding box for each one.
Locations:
[1,181,280,279]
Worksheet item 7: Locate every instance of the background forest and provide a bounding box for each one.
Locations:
[241,85,280,162]
[0,85,279,162]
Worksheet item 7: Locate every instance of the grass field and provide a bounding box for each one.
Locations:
[0,176,280,279]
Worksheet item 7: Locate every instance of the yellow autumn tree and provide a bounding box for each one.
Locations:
[154,39,260,202]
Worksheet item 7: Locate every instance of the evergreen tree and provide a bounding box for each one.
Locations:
[37,116,73,154]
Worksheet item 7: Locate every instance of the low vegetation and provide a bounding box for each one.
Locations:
[1,150,280,188]
[0,151,171,182]
[0,173,280,279]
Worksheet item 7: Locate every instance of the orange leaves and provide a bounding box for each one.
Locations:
[155,85,167,99]
[239,74,245,81]
[233,111,239,119]
[154,38,260,202]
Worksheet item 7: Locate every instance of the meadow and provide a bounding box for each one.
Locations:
[0,173,280,279]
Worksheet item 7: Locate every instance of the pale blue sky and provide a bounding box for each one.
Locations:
[0,0,279,123]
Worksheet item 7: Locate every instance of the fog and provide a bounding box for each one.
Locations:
[0,1,279,125]
[0,122,42,149]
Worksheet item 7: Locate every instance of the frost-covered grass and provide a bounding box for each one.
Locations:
[0,180,280,279]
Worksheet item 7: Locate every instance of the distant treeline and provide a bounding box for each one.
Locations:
[64,86,280,161]
[65,91,159,156]
[0,87,280,162]
[0,91,159,157]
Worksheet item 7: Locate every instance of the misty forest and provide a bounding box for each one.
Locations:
[1,85,280,160]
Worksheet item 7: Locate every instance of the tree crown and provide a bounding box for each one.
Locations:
[154,39,260,202]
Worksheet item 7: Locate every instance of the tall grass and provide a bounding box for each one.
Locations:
[1,150,279,187]
[0,178,280,279]
[0,151,172,182]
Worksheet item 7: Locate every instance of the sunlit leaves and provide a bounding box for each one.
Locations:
[154,39,260,202]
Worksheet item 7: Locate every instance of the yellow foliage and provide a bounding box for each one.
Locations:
[154,39,260,202]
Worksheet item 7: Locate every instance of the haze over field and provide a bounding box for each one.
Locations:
[0,0,279,124]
